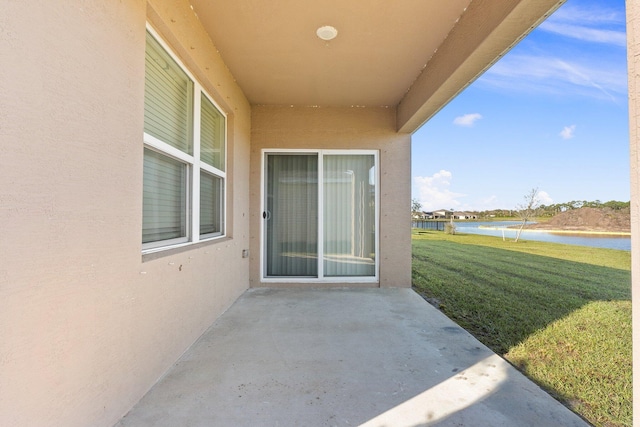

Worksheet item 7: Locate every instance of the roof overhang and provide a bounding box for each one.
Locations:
[190,0,565,133]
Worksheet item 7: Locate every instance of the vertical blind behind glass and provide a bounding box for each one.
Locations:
[323,155,376,277]
[266,155,318,277]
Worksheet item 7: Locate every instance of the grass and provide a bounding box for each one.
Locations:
[412,230,632,427]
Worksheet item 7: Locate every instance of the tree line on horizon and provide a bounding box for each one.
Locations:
[476,199,630,219]
[411,199,630,219]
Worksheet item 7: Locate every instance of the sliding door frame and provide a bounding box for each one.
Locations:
[260,149,380,283]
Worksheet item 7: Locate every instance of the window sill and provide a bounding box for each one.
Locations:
[142,236,231,262]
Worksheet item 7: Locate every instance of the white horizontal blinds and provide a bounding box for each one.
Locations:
[200,171,223,236]
[143,28,228,250]
[142,148,187,243]
[144,31,193,155]
[323,155,376,277]
[200,94,225,171]
[266,154,318,277]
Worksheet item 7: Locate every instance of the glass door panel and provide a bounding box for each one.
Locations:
[265,154,318,277]
[323,155,376,277]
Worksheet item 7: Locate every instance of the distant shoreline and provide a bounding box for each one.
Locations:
[478,225,631,237]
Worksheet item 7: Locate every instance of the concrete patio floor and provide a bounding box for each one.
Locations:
[115,288,589,426]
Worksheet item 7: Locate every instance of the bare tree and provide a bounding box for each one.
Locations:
[445,207,456,234]
[411,198,422,219]
[514,188,541,242]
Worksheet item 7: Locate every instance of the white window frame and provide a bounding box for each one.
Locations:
[143,25,227,254]
[260,149,380,283]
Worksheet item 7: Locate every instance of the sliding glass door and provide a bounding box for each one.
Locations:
[265,154,318,277]
[323,155,376,277]
[263,151,378,281]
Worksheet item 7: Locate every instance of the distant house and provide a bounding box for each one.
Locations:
[432,209,453,219]
[453,212,478,220]
[412,211,430,220]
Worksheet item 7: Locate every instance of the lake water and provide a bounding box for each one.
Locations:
[415,221,631,251]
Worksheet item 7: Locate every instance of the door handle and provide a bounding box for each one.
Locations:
[263,211,271,220]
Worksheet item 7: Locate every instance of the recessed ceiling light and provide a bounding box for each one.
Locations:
[316,25,338,41]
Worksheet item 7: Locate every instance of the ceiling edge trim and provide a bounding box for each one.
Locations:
[396,0,566,134]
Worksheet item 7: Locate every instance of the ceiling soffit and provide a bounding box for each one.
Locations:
[189,0,566,132]
[190,0,471,107]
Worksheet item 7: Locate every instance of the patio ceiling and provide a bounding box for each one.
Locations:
[190,0,565,132]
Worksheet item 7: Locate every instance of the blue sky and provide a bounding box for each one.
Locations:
[411,0,629,212]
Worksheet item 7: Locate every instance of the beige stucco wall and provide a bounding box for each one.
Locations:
[0,1,251,426]
[249,106,412,288]
[626,3,640,425]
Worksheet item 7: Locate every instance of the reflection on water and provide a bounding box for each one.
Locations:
[417,221,631,251]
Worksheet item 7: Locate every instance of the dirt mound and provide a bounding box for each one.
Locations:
[527,207,630,233]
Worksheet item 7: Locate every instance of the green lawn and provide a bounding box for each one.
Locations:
[412,230,632,427]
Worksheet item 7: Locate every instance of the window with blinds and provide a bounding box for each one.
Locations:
[142,148,187,244]
[143,27,226,252]
[144,32,193,154]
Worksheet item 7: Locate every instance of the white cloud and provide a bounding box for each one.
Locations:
[540,3,626,46]
[454,195,504,212]
[550,3,623,25]
[453,113,482,127]
[413,170,466,211]
[480,54,625,101]
[477,195,500,210]
[477,3,626,102]
[560,125,576,140]
[538,190,553,205]
[539,22,626,47]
